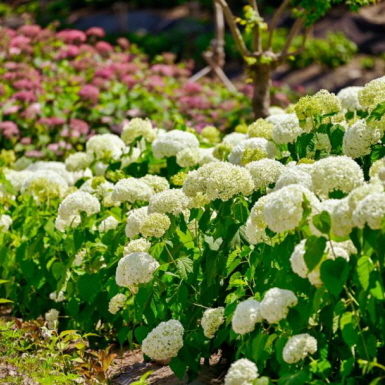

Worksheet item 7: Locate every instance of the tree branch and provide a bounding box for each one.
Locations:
[215,0,250,58]
[248,0,262,53]
[279,17,304,58]
[279,26,311,61]
[267,0,291,49]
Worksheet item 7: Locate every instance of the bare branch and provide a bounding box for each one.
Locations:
[248,0,260,16]
[267,0,291,49]
[215,0,250,58]
[279,26,311,61]
[279,17,304,58]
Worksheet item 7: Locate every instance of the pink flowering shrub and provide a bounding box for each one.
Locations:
[0,25,253,158]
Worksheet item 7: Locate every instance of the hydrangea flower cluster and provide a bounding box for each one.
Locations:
[142,320,184,360]
[201,307,225,339]
[108,293,127,314]
[232,299,262,334]
[283,334,318,364]
[115,252,159,288]
[224,359,259,385]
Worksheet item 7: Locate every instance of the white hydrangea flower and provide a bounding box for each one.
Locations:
[79,178,115,206]
[316,198,353,238]
[58,191,100,220]
[111,178,153,204]
[0,214,12,232]
[311,156,364,198]
[337,86,363,111]
[198,148,218,165]
[222,132,247,146]
[94,161,108,176]
[201,307,225,339]
[116,252,159,287]
[224,358,259,385]
[245,218,269,245]
[73,249,86,266]
[260,288,298,324]
[232,299,262,335]
[121,118,156,144]
[55,214,81,232]
[139,213,171,238]
[121,147,141,168]
[4,169,33,193]
[290,240,350,287]
[274,166,313,191]
[86,133,126,161]
[348,182,383,211]
[353,192,385,230]
[283,334,317,364]
[49,290,66,303]
[369,158,385,183]
[124,238,151,254]
[269,106,285,115]
[343,120,382,159]
[358,76,385,110]
[65,152,93,172]
[142,319,184,360]
[108,293,127,314]
[26,161,74,186]
[152,130,199,159]
[183,162,254,202]
[267,113,303,144]
[148,189,189,215]
[263,185,320,233]
[125,207,149,238]
[140,175,170,193]
[98,216,120,232]
[45,309,59,330]
[21,170,69,197]
[246,159,285,190]
[176,147,202,167]
[228,138,276,165]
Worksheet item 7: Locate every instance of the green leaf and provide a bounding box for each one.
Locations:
[357,256,374,290]
[77,274,101,303]
[134,326,150,344]
[340,312,358,347]
[312,211,331,234]
[320,258,349,297]
[304,236,327,272]
[169,356,187,379]
[52,261,65,281]
[176,257,193,279]
[0,299,13,303]
[278,371,308,385]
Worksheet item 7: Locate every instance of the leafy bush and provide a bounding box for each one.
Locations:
[1,77,385,384]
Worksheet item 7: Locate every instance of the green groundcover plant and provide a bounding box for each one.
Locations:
[1,80,385,384]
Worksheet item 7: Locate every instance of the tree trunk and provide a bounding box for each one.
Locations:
[251,63,272,119]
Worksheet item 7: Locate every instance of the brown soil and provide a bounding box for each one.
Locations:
[108,351,226,385]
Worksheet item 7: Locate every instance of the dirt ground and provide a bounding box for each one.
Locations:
[108,350,226,385]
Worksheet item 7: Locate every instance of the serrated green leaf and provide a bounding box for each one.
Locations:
[357,256,373,290]
[176,257,193,279]
[321,258,349,297]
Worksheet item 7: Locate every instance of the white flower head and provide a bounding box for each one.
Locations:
[337,86,363,111]
[111,178,153,204]
[116,252,159,288]
[152,130,199,159]
[201,307,225,339]
[124,238,151,255]
[108,293,127,314]
[267,113,302,144]
[0,214,12,232]
[224,359,259,385]
[228,138,276,165]
[260,288,298,324]
[98,215,120,232]
[86,133,126,161]
[58,191,100,219]
[283,333,317,364]
[148,189,189,215]
[311,156,364,198]
[142,319,184,360]
[246,159,285,190]
[232,299,262,335]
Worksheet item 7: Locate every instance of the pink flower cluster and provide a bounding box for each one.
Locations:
[0,24,251,158]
